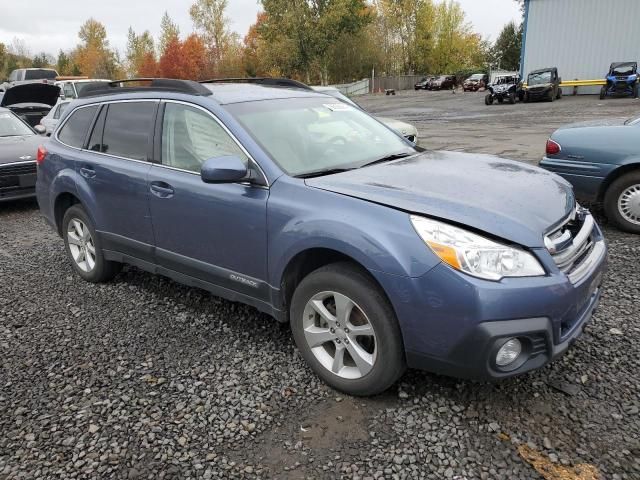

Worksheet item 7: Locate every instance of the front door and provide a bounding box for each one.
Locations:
[148,101,270,300]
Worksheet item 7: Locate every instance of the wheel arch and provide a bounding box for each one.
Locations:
[53,191,82,236]
[598,161,640,201]
[278,247,395,324]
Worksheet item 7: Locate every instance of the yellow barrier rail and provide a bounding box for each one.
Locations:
[522,79,605,88]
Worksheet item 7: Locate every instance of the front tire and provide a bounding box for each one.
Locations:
[604,171,640,234]
[556,87,563,99]
[600,86,606,100]
[508,92,516,104]
[290,262,406,396]
[485,94,493,105]
[633,83,639,99]
[62,205,122,282]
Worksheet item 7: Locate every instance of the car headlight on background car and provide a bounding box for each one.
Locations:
[410,216,545,281]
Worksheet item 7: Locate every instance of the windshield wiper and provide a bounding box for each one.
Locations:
[360,152,412,168]
[296,167,356,179]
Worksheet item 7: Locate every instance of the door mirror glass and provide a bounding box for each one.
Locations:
[201,156,248,184]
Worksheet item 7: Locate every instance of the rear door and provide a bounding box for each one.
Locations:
[147,101,270,300]
[70,100,158,262]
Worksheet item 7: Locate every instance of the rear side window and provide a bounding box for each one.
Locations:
[102,102,156,161]
[57,106,98,148]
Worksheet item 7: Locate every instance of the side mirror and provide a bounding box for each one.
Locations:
[201,155,248,184]
[34,125,46,135]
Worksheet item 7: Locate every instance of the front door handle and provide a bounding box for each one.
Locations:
[150,181,174,198]
[79,166,96,178]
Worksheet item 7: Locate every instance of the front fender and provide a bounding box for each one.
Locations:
[267,178,440,288]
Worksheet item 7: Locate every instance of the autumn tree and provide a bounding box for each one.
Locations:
[159,11,180,55]
[72,18,121,78]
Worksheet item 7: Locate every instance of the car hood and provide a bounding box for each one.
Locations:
[0,83,60,108]
[376,117,417,136]
[0,135,41,165]
[306,151,575,248]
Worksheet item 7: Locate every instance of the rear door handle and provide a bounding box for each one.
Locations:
[150,181,175,198]
[79,166,96,178]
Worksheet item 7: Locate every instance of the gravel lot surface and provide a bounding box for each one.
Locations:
[1,93,639,479]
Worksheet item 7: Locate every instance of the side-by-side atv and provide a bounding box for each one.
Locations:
[523,67,562,102]
[600,62,638,99]
[485,75,521,105]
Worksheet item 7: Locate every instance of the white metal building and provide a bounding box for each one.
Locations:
[520,0,640,93]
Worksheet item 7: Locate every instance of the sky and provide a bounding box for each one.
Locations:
[0,0,522,58]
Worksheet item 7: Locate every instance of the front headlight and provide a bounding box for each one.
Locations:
[410,216,545,281]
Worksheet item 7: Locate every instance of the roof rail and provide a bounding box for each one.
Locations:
[77,78,212,98]
[200,77,313,91]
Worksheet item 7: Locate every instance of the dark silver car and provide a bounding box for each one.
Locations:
[0,108,43,202]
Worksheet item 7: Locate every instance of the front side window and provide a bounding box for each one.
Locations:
[161,103,248,173]
[225,97,414,177]
[102,102,156,161]
[63,83,76,99]
[0,111,33,137]
[57,105,98,148]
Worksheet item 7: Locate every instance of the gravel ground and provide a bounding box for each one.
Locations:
[1,94,640,479]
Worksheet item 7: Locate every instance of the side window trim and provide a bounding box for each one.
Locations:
[158,100,268,186]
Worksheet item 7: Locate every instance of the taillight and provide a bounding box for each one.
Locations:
[546,138,561,156]
[36,145,47,165]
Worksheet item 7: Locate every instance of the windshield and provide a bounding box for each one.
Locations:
[24,69,57,80]
[612,65,636,76]
[528,71,552,85]
[75,81,104,95]
[225,97,415,177]
[468,74,484,81]
[0,111,33,136]
[437,76,448,81]
[496,76,515,85]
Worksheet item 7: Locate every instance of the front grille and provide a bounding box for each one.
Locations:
[0,162,37,177]
[545,207,595,282]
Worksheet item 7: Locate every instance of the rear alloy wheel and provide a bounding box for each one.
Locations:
[290,263,405,396]
[62,205,122,282]
[604,171,640,234]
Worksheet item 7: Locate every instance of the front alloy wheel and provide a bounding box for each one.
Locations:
[290,262,405,396]
[302,291,377,379]
[604,171,640,234]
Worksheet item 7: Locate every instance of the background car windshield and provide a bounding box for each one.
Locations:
[0,112,33,136]
[528,72,551,85]
[612,66,636,76]
[226,98,413,176]
[469,74,484,80]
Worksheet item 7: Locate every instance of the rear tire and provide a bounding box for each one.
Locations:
[508,92,516,104]
[633,83,639,99]
[600,86,606,100]
[485,94,493,105]
[556,87,563,99]
[290,262,406,396]
[62,205,122,283]
[604,171,640,234]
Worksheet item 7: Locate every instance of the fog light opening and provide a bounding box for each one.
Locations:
[496,338,522,367]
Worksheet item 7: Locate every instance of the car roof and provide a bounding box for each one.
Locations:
[529,67,556,74]
[72,83,328,107]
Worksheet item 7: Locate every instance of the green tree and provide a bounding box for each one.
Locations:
[491,20,521,71]
[126,27,155,77]
[189,0,231,62]
[159,11,180,55]
[57,50,71,75]
[260,0,372,84]
[32,52,52,68]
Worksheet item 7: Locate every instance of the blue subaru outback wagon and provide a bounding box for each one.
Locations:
[37,79,607,395]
